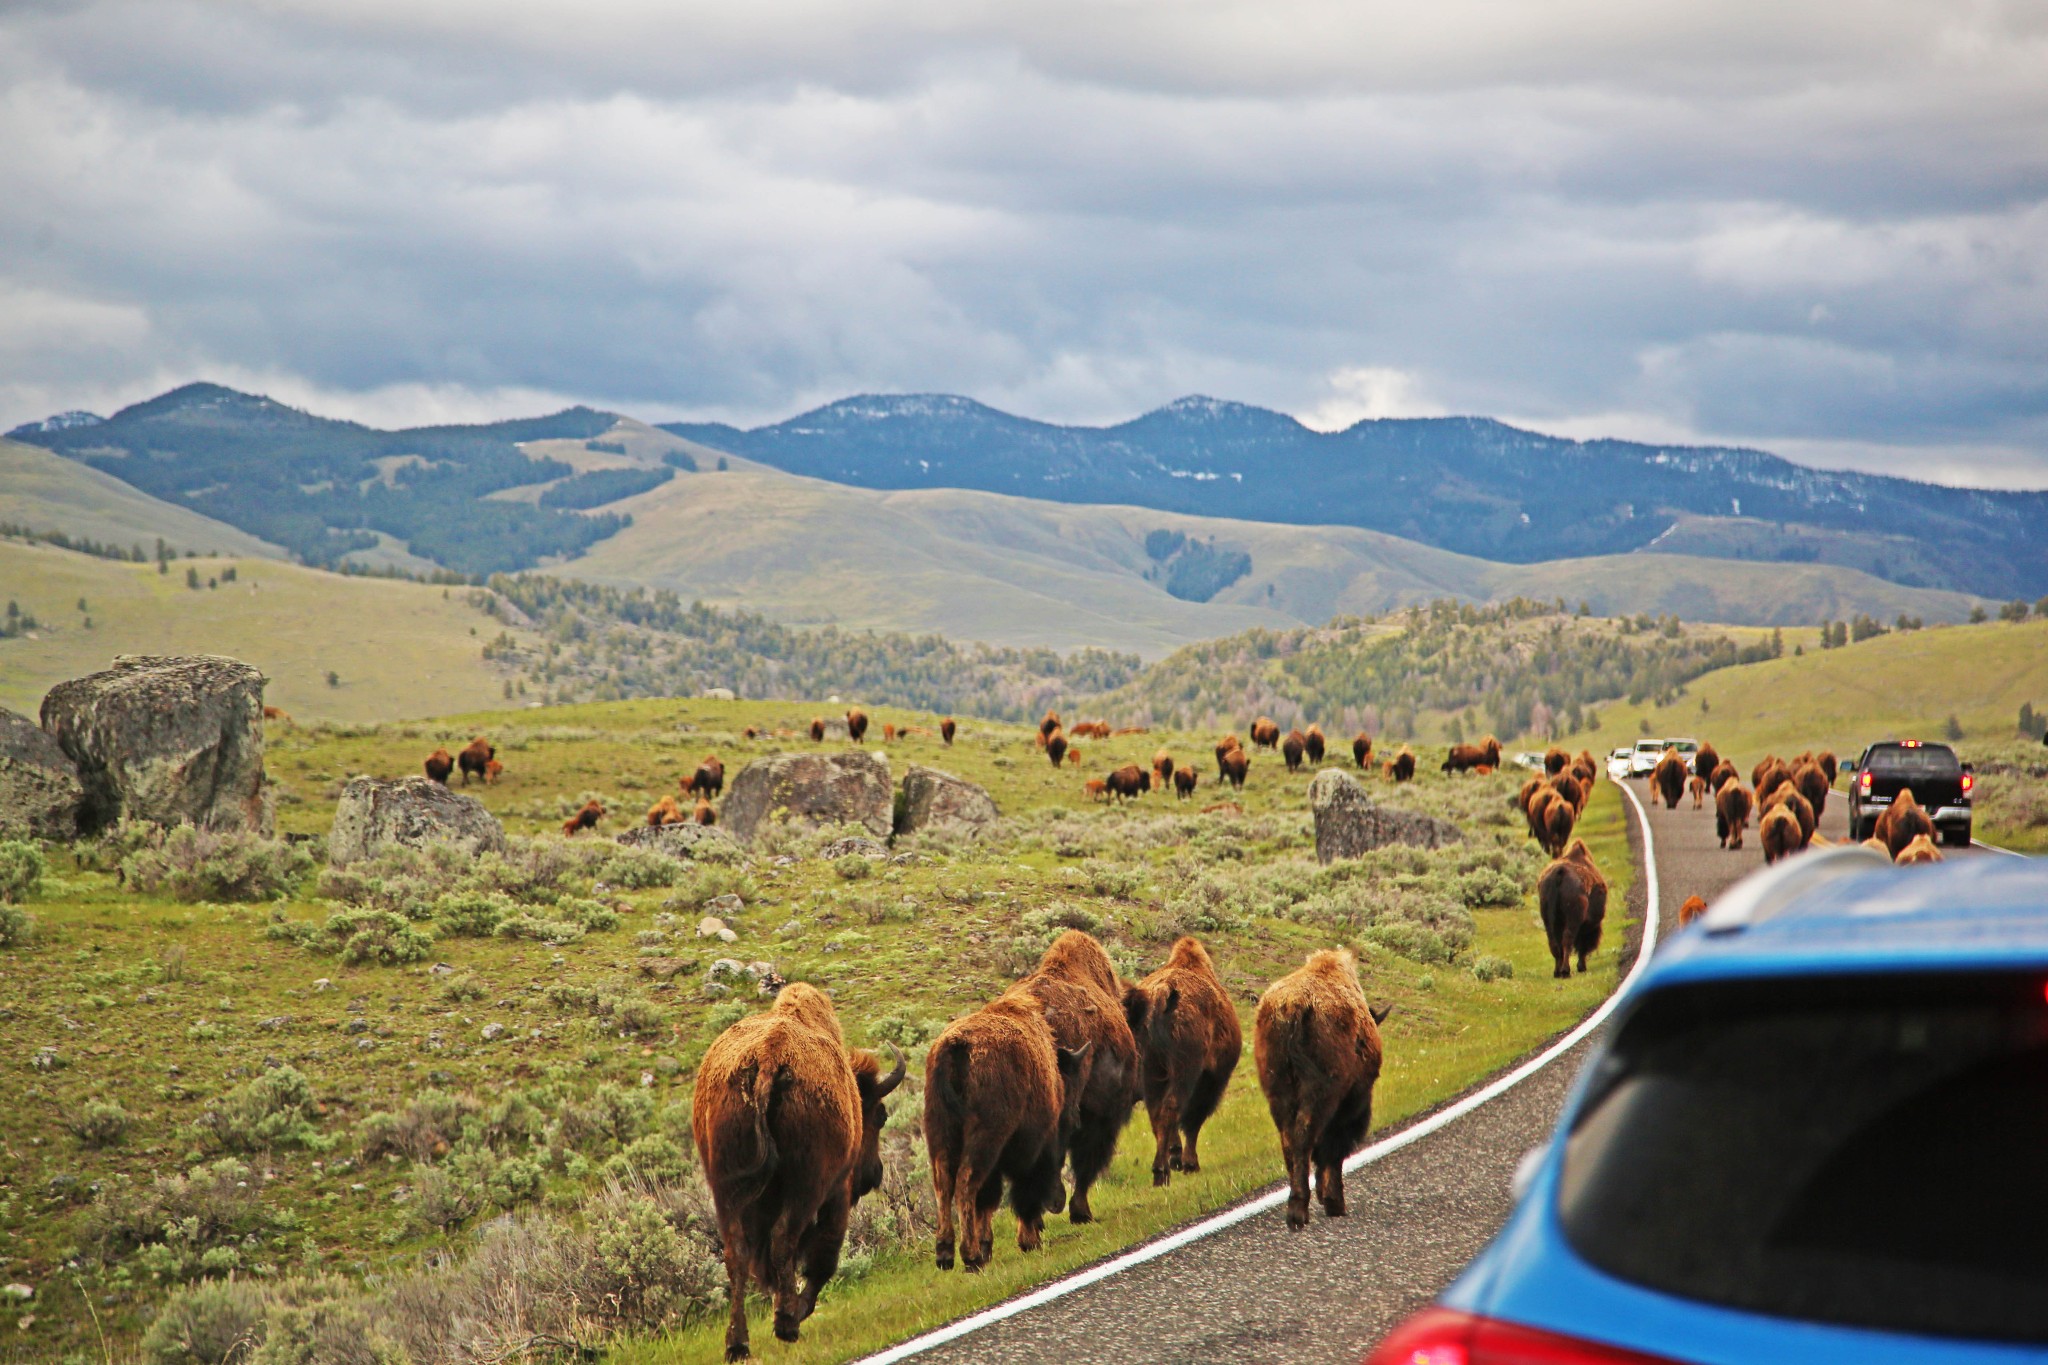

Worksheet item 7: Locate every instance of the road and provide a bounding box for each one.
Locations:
[864,775,1982,1365]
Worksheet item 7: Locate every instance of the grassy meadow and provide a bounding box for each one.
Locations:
[0,697,1635,1365]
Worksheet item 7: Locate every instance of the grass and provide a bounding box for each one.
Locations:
[0,540,538,724]
[0,437,280,562]
[0,695,1636,1364]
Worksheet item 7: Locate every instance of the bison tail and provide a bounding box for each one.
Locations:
[933,1037,972,1120]
[723,1061,793,1196]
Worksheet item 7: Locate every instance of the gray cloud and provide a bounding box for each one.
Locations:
[1,0,2044,486]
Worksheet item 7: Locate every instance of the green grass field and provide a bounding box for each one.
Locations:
[0,438,281,563]
[0,696,1635,1364]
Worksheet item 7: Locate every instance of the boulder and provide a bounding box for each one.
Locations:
[40,655,270,834]
[612,823,740,859]
[328,775,506,867]
[818,836,887,860]
[722,751,892,847]
[895,765,998,835]
[0,706,84,840]
[1309,768,1463,865]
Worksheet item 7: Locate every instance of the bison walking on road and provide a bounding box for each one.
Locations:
[1760,803,1802,864]
[1255,949,1391,1230]
[1124,937,1240,1187]
[1653,750,1689,809]
[1538,839,1607,978]
[1715,781,1754,849]
[694,984,904,1359]
[1874,787,1936,858]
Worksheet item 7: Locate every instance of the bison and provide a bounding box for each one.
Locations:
[1123,937,1241,1187]
[1754,757,1792,804]
[1549,770,1587,816]
[1792,759,1829,822]
[1282,731,1306,772]
[1172,767,1198,800]
[1544,746,1569,776]
[1760,803,1802,864]
[484,758,504,785]
[846,708,869,743]
[1105,764,1151,801]
[646,795,686,826]
[1250,717,1281,750]
[1874,787,1935,859]
[1387,747,1416,783]
[458,738,495,785]
[1214,734,1241,775]
[1442,742,1491,775]
[1066,746,1083,767]
[926,995,1089,1271]
[1651,750,1687,808]
[1895,833,1943,865]
[1046,732,1069,768]
[1304,725,1327,764]
[1762,783,1817,847]
[1815,749,1839,786]
[1218,748,1249,789]
[1352,732,1373,768]
[1536,788,1576,857]
[1688,773,1708,809]
[423,748,455,784]
[941,716,957,745]
[1011,931,1140,1223]
[1152,749,1176,786]
[562,799,604,836]
[1709,759,1739,792]
[684,755,726,798]
[1715,781,1754,849]
[694,984,904,1359]
[810,717,826,743]
[695,798,718,826]
[1677,894,1708,927]
[262,705,292,724]
[1692,742,1721,782]
[1083,778,1109,802]
[1538,838,1608,978]
[1255,949,1390,1229]
[1039,711,1062,742]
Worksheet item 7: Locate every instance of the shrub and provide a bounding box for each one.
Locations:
[89,1157,284,1281]
[669,863,757,908]
[70,1099,132,1147]
[494,914,584,944]
[833,853,873,881]
[0,903,32,948]
[610,996,667,1037]
[140,1276,268,1365]
[1079,857,1145,900]
[1004,903,1106,974]
[277,908,433,966]
[122,825,313,902]
[560,896,620,932]
[192,1066,327,1153]
[0,840,45,903]
[868,1013,933,1048]
[584,844,684,889]
[357,1090,477,1163]
[582,1184,719,1322]
[439,970,486,1003]
[605,1133,691,1184]
[1470,954,1515,982]
[433,889,516,937]
[249,1293,406,1365]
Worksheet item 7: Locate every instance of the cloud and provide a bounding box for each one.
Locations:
[0,0,2043,487]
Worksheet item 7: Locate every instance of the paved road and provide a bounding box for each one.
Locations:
[878,777,1994,1365]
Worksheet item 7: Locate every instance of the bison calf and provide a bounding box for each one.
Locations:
[562,799,605,836]
[1677,894,1708,927]
[1124,937,1240,1187]
[1255,950,1390,1229]
[1537,839,1608,978]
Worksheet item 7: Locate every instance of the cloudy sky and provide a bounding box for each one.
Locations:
[2,0,2045,486]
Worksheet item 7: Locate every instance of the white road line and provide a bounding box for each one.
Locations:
[855,785,1663,1365]
[1972,838,2026,858]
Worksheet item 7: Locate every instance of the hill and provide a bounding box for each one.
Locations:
[666,394,2048,599]
[0,436,282,561]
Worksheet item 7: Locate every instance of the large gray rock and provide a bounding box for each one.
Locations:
[40,655,269,834]
[1310,768,1463,864]
[0,706,84,840]
[328,776,506,866]
[613,823,740,859]
[722,751,892,847]
[896,765,998,835]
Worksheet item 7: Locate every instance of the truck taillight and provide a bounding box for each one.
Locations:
[1365,1309,1685,1365]
[1962,773,1974,795]
[1859,770,1873,793]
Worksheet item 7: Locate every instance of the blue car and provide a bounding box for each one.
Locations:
[1369,848,2048,1365]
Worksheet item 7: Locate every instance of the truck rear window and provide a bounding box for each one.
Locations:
[1558,973,2048,1343]
[1865,746,1961,778]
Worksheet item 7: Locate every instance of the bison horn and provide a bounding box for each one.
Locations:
[876,1042,906,1097]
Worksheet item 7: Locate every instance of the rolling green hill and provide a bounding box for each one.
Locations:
[0,436,282,560]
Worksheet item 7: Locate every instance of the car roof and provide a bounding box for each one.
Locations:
[1648,854,2048,983]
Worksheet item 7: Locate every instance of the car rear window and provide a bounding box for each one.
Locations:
[1558,973,2048,1343]
[1863,745,1962,778]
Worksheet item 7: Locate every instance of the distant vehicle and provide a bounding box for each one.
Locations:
[1512,751,1548,772]
[1368,850,2048,1365]
[1628,737,1696,778]
[1606,747,1632,782]
[1846,739,1974,847]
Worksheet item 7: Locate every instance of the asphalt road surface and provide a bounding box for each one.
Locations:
[874,775,1953,1365]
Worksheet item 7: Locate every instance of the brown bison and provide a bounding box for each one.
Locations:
[1544,746,1569,776]
[1754,757,1792,804]
[458,738,495,784]
[1152,749,1176,785]
[423,748,455,784]
[1815,749,1839,786]
[1387,747,1415,783]
[1549,770,1587,816]
[1105,764,1152,801]
[1874,787,1936,859]
[1652,750,1688,809]
[1688,773,1708,809]
[1792,759,1829,822]
[1716,781,1754,849]
[1255,949,1390,1229]
[926,994,1089,1271]
[1709,759,1739,792]
[1442,742,1491,775]
[940,716,957,745]
[695,798,718,826]
[1760,803,1802,864]
[1066,746,1083,767]
[684,755,726,798]
[1218,748,1249,789]
[1762,783,1817,847]
[1039,711,1062,742]
[484,758,504,784]
[1352,732,1373,768]
[1282,731,1306,772]
[1894,833,1943,865]
[1046,731,1069,768]
[1214,734,1241,773]
[1250,717,1281,750]
[1677,894,1708,927]
[1123,937,1241,1187]
[1517,775,1545,818]
[1304,725,1327,764]
[846,708,868,743]
[743,726,759,741]
[1538,839,1608,978]
[810,717,826,743]
[1692,742,1721,782]
[1535,787,1576,858]
[695,983,904,1359]
[1173,767,1198,800]
[1012,931,1140,1223]
[262,704,292,724]
[646,795,686,826]
[1083,778,1108,802]
[882,722,898,742]
[562,799,604,836]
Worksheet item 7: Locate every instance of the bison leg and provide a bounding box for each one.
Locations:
[720,1237,752,1361]
[962,1170,1004,1271]
[1277,1111,1316,1230]
[789,1190,850,1335]
[1149,1084,1181,1186]
[1179,1069,1229,1174]
[1064,1117,1123,1223]
[930,1154,958,1272]
[1313,1088,1373,1219]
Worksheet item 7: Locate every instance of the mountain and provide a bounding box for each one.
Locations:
[8,383,641,575]
[0,436,282,561]
[664,395,2048,600]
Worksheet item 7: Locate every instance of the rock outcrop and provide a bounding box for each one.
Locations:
[0,706,84,840]
[895,765,998,835]
[1309,768,1463,865]
[721,751,892,846]
[328,776,506,866]
[612,823,740,859]
[40,655,269,834]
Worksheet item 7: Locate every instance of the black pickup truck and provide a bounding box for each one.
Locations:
[1845,740,1975,847]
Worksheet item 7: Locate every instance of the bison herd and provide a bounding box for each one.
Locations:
[693,928,1390,1358]
[1064,711,1414,808]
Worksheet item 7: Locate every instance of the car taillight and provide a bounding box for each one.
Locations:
[1365,1309,1685,1365]
[1859,770,1873,792]
[1961,773,1974,795]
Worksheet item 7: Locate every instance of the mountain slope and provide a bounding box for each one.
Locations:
[0,436,283,560]
[666,395,2048,599]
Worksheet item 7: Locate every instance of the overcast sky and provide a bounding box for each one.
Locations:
[2,0,2045,487]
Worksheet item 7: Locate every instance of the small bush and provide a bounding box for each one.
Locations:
[495,914,584,944]
[439,970,486,1003]
[833,853,873,881]
[249,1293,407,1365]
[192,1066,327,1153]
[0,840,45,903]
[0,902,32,948]
[122,825,313,902]
[140,1276,268,1365]
[583,1184,718,1322]
[89,1157,284,1280]
[610,996,667,1037]
[323,909,434,965]
[70,1099,132,1147]
[1079,858,1145,900]
[669,863,756,908]
[1470,954,1515,982]
[869,1013,933,1048]
[584,844,684,889]
[358,1089,477,1163]
[605,1133,691,1184]
[433,889,516,937]
[560,896,619,932]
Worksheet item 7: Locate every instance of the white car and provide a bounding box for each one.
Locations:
[1629,737,1698,777]
[1606,747,1633,782]
[1511,751,1548,772]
